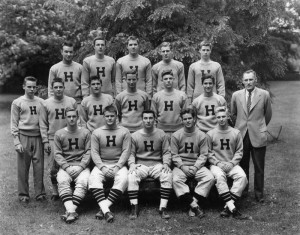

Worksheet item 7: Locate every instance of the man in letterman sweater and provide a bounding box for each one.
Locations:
[80,76,114,132]
[152,69,187,136]
[11,76,46,202]
[81,37,116,98]
[54,108,91,223]
[187,40,225,103]
[40,77,77,200]
[171,107,215,218]
[89,105,131,223]
[115,70,149,132]
[48,41,82,104]
[115,36,152,97]
[207,106,248,219]
[192,74,226,133]
[127,110,172,220]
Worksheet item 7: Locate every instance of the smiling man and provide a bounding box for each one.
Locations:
[192,74,226,133]
[152,42,185,94]
[231,70,272,202]
[207,106,248,219]
[81,37,116,98]
[187,40,225,103]
[48,41,83,104]
[115,36,152,97]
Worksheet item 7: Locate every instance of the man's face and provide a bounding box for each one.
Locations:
[90,79,102,95]
[182,113,196,129]
[94,39,106,56]
[242,72,257,91]
[199,45,211,60]
[66,110,78,127]
[61,46,74,63]
[127,40,139,56]
[104,111,117,127]
[216,111,228,127]
[162,74,174,89]
[160,46,172,62]
[142,113,155,129]
[52,82,64,99]
[23,81,37,98]
[202,78,214,94]
[126,74,137,89]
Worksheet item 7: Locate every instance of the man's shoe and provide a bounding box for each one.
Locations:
[129,204,139,220]
[36,195,47,202]
[220,207,231,218]
[104,211,114,223]
[232,208,249,220]
[95,210,104,220]
[60,211,68,221]
[191,206,205,219]
[51,194,60,201]
[19,197,29,203]
[159,207,170,219]
[188,208,196,217]
[66,212,79,224]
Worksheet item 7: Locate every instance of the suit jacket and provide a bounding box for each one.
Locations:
[231,87,272,147]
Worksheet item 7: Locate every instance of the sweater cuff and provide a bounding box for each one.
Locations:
[62,163,70,171]
[13,136,21,146]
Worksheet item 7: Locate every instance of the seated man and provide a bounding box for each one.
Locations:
[207,107,248,219]
[54,108,91,223]
[171,107,215,218]
[128,110,172,220]
[89,105,131,223]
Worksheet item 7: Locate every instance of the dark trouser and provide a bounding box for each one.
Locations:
[240,131,266,200]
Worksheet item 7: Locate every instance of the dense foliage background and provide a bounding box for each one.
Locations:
[1,0,300,94]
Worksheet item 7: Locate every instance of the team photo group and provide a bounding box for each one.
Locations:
[11,35,272,224]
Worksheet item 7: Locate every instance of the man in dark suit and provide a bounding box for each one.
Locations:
[231,70,272,202]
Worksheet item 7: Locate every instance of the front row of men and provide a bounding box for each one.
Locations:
[54,105,248,224]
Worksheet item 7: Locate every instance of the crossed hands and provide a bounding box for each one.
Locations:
[66,166,83,178]
[217,162,234,173]
[102,165,120,179]
[181,165,198,178]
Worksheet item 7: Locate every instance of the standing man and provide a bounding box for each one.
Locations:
[89,105,131,223]
[54,108,91,223]
[115,36,152,97]
[11,76,46,202]
[207,107,248,219]
[187,40,225,103]
[48,41,82,104]
[81,37,116,98]
[152,42,185,94]
[171,108,215,218]
[192,74,226,133]
[127,110,172,220]
[80,76,114,132]
[152,69,187,135]
[231,70,272,202]
[115,70,149,132]
[40,77,77,200]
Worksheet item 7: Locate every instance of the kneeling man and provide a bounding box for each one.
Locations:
[171,107,215,218]
[89,105,131,223]
[128,110,172,219]
[54,108,91,223]
[207,107,248,219]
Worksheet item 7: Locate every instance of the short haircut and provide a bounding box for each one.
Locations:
[62,41,74,49]
[65,107,78,116]
[201,74,215,84]
[200,40,212,50]
[103,105,118,115]
[243,69,257,79]
[93,37,106,46]
[127,36,139,45]
[125,69,137,78]
[89,75,102,85]
[215,106,228,115]
[161,69,173,78]
[142,110,156,119]
[160,42,172,50]
[180,107,197,119]
[51,77,64,87]
[23,76,37,86]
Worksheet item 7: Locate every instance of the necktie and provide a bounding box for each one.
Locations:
[247,91,252,113]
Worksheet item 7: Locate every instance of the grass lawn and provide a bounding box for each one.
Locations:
[0,81,299,235]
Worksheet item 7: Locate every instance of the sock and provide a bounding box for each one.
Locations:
[193,193,207,208]
[91,188,105,204]
[159,199,168,210]
[128,190,139,205]
[190,199,198,208]
[99,200,110,214]
[160,187,172,209]
[179,193,193,208]
[107,188,122,205]
[73,195,82,208]
[230,192,239,202]
[64,201,75,213]
[226,200,235,212]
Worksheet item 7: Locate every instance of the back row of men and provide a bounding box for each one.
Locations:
[11,37,272,224]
